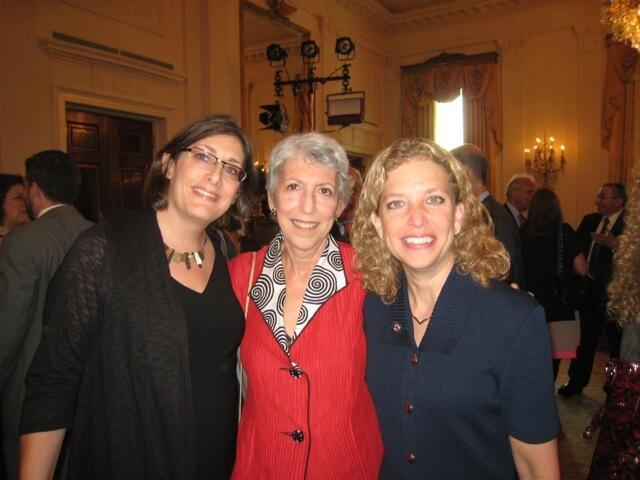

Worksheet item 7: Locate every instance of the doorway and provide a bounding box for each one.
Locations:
[66,108,154,222]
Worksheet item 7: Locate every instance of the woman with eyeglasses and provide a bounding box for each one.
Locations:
[19,115,256,480]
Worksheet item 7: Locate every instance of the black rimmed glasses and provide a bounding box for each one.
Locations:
[183,146,247,183]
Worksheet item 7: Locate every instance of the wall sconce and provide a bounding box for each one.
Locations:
[262,37,363,131]
[524,135,566,186]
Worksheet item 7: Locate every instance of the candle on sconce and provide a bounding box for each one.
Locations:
[524,135,567,186]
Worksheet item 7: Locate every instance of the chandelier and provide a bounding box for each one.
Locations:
[524,136,566,186]
[602,0,640,50]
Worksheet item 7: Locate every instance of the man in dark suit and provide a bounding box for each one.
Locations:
[0,150,92,479]
[451,144,525,286]
[504,173,536,229]
[558,183,626,397]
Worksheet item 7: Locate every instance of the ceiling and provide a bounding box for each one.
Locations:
[243,7,304,51]
[374,0,453,14]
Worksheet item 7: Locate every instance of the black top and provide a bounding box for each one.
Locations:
[522,223,581,321]
[172,241,244,480]
[20,209,240,479]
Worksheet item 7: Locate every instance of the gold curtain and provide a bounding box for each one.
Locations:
[602,40,639,183]
[401,54,502,186]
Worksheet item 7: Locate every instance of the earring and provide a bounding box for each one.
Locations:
[269,208,277,219]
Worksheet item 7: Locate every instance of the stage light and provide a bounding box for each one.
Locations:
[300,40,320,60]
[335,37,355,58]
[259,103,289,132]
[266,44,287,64]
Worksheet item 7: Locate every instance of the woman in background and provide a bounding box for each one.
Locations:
[0,174,30,247]
[19,115,256,480]
[352,138,559,479]
[521,188,588,378]
[587,162,640,479]
[229,133,382,479]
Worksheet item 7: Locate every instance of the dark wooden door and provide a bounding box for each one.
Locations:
[66,109,153,222]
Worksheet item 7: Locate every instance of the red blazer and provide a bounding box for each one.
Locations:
[229,242,382,479]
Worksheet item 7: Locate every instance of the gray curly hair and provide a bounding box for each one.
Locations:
[266,132,353,204]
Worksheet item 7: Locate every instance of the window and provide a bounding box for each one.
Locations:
[434,89,464,150]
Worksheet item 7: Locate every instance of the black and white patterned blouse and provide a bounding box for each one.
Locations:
[249,233,347,356]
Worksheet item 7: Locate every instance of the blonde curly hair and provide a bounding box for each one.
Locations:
[608,162,640,326]
[351,138,510,304]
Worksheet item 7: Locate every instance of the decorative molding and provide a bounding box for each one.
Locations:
[572,23,605,54]
[39,38,185,85]
[336,0,392,30]
[243,1,308,37]
[496,33,525,64]
[402,51,498,74]
[266,0,298,19]
[62,0,164,35]
[337,0,533,31]
[337,121,384,155]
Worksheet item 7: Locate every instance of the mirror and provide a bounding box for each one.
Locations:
[242,2,309,170]
[240,1,308,248]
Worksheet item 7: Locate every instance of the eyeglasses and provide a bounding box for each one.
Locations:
[183,146,247,183]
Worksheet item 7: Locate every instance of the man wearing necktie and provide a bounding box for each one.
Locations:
[558,183,626,397]
[504,173,537,230]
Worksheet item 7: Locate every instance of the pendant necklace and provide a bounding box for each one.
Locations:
[164,234,207,269]
[412,314,431,325]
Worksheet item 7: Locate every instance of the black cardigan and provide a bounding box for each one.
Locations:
[21,209,227,479]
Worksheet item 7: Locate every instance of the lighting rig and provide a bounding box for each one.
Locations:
[259,37,365,131]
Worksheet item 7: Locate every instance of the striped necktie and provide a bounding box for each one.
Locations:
[588,216,610,277]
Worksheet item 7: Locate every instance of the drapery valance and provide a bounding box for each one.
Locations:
[401,52,502,187]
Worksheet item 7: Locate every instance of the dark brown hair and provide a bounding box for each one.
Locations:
[144,114,256,229]
[524,188,563,237]
[25,150,81,203]
[0,174,24,224]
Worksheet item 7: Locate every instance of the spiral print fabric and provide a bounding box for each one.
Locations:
[250,277,273,310]
[249,233,347,356]
[304,266,338,304]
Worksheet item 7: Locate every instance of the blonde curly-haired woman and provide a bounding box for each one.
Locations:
[351,138,560,480]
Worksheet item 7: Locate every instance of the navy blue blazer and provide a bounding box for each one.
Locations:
[365,267,559,479]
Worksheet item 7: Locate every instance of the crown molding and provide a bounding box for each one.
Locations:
[39,38,185,85]
[244,39,301,65]
[337,0,533,31]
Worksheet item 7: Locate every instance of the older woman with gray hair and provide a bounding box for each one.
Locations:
[228,132,382,479]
